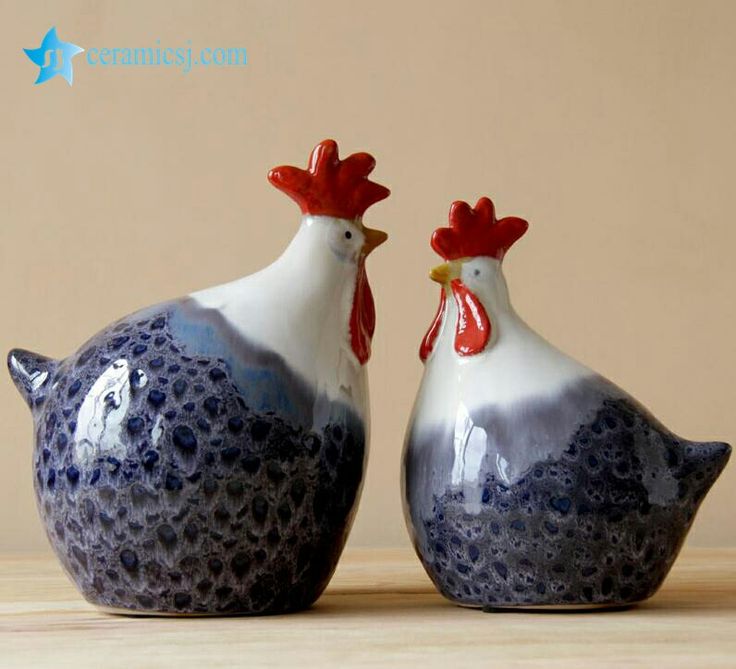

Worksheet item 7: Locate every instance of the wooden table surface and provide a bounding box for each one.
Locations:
[1,547,734,668]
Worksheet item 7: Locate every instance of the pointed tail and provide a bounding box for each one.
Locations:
[679,440,731,503]
[7,348,58,410]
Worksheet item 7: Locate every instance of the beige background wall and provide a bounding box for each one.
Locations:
[1,0,734,553]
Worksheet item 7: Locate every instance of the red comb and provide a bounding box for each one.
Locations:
[431,197,528,261]
[268,139,390,221]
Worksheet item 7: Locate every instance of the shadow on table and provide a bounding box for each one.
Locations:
[305,583,736,618]
[637,586,736,613]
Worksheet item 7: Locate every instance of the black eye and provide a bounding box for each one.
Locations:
[344,231,352,239]
[474,269,480,277]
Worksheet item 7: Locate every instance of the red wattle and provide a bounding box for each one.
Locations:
[450,279,491,356]
[349,260,375,365]
[419,289,447,362]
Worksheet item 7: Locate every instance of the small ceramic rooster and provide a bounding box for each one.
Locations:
[8,139,389,615]
[402,197,730,609]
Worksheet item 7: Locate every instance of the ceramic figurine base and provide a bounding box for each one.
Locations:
[480,602,639,613]
[94,603,311,617]
[95,605,228,618]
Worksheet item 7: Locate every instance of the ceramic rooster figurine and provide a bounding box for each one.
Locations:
[8,139,389,615]
[402,197,730,610]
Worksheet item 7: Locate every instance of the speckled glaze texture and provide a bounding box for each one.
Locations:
[404,376,730,609]
[11,302,365,615]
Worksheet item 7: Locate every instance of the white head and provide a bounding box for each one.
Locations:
[269,140,390,364]
[435,256,512,317]
[420,198,527,361]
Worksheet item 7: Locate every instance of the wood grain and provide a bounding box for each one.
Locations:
[1,547,734,668]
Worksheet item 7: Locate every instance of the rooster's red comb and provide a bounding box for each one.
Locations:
[431,197,528,261]
[268,139,390,221]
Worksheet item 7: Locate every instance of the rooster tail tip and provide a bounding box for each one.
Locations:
[7,348,58,410]
[680,439,731,494]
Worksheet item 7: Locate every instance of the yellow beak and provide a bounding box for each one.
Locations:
[429,262,459,284]
[362,227,388,255]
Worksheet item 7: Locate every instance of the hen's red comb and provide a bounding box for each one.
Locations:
[268,139,390,221]
[431,197,528,261]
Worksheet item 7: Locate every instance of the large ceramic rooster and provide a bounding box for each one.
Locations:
[403,197,730,610]
[8,139,389,615]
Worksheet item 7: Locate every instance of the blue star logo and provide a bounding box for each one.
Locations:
[24,27,84,86]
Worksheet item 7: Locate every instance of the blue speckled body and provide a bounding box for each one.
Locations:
[403,376,730,609]
[11,300,366,614]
